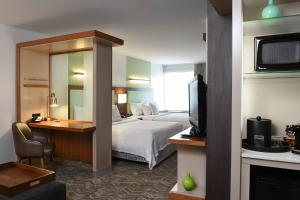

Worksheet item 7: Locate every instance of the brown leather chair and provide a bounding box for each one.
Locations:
[12,122,55,168]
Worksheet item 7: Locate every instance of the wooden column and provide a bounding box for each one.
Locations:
[206,1,232,200]
[93,40,113,172]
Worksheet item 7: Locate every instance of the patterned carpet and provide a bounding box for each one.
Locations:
[34,154,177,200]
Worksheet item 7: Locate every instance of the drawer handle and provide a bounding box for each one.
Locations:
[29,180,40,187]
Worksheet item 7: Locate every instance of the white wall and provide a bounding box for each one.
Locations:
[243,78,300,137]
[242,24,300,137]
[112,53,126,87]
[151,63,164,110]
[0,24,44,164]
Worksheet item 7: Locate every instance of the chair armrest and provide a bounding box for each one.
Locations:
[33,135,48,144]
[18,140,44,158]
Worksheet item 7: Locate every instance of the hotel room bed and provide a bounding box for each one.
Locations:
[133,112,191,130]
[112,118,182,169]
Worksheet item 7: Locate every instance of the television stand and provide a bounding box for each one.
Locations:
[168,128,206,200]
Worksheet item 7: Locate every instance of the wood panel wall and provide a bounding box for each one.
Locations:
[206,1,232,200]
[209,0,232,16]
[19,49,50,122]
[92,40,113,172]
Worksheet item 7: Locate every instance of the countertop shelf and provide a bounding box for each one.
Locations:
[169,184,205,200]
[242,149,300,164]
[29,120,96,133]
[168,128,206,147]
[243,71,300,79]
[243,14,300,36]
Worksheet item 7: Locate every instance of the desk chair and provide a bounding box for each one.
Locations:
[12,122,55,168]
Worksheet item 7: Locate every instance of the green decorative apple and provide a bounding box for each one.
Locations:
[182,172,196,191]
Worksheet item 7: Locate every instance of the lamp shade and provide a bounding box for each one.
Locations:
[262,0,281,19]
[49,93,58,107]
[117,93,127,104]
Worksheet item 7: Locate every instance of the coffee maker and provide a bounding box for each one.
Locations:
[291,125,300,154]
[242,116,290,152]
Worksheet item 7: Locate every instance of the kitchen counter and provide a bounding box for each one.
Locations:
[241,149,300,200]
[242,149,300,164]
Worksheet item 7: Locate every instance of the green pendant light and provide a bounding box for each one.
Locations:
[262,0,281,19]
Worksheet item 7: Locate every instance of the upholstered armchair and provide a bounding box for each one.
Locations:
[12,122,55,168]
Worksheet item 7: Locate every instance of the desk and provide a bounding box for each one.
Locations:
[28,120,95,163]
[168,128,206,200]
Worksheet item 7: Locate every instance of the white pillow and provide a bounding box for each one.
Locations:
[112,105,122,122]
[130,103,143,116]
[149,102,159,115]
[141,104,152,116]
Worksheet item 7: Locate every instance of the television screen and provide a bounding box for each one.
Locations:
[189,80,199,127]
[188,74,206,136]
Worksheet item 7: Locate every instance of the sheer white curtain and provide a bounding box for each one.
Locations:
[163,65,194,111]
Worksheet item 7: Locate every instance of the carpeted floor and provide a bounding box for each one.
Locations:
[34,154,177,200]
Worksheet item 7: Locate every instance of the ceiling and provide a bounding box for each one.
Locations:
[0,0,207,64]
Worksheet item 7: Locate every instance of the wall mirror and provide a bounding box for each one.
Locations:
[50,51,93,121]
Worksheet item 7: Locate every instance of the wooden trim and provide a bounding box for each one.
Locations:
[112,87,153,92]
[169,193,204,200]
[68,85,84,119]
[49,47,93,56]
[17,30,123,48]
[23,84,49,88]
[168,133,206,148]
[16,46,21,122]
[49,54,51,117]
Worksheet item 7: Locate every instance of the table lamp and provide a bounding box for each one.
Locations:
[47,93,58,121]
[117,93,127,104]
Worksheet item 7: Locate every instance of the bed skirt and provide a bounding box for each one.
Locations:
[112,144,176,167]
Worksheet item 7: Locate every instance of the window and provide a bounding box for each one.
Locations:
[164,68,194,111]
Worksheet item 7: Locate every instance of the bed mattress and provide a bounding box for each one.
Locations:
[112,118,182,169]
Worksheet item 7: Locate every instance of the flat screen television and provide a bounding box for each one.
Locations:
[186,74,207,137]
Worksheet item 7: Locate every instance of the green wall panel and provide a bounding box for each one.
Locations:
[69,52,84,85]
[126,56,151,87]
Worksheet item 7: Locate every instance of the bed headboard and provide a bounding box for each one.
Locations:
[112,87,153,114]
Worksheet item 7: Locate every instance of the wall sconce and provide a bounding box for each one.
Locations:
[128,78,151,82]
[117,93,127,104]
[73,72,86,78]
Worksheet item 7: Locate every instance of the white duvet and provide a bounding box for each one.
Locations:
[134,112,191,130]
[112,118,182,169]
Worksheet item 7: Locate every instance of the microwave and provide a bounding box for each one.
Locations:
[255,33,300,71]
